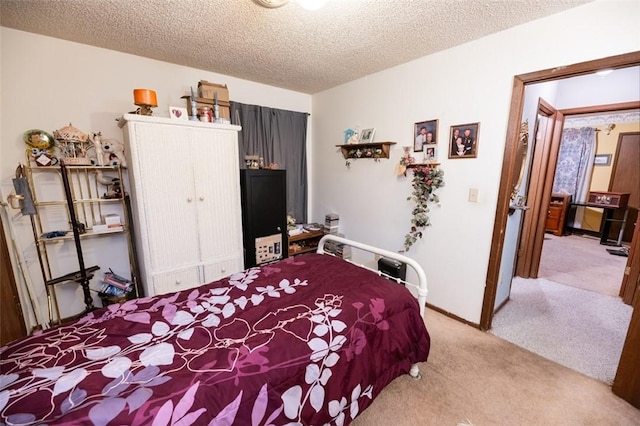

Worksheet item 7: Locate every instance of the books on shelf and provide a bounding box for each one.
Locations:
[99,269,133,296]
[324,213,339,234]
[323,234,351,260]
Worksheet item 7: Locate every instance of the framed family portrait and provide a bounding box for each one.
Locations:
[360,128,375,143]
[449,122,480,159]
[414,119,438,152]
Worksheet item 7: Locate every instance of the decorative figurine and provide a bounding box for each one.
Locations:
[189,87,199,121]
[213,90,221,123]
[53,123,92,165]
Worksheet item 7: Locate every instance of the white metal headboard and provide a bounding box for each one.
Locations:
[317,235,428,318]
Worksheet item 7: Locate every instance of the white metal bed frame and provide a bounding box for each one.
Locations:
[316,234,428,378]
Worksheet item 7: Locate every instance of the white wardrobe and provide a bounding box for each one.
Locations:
[119,114,244,297]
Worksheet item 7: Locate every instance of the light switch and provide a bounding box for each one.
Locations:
[469,188,479,203]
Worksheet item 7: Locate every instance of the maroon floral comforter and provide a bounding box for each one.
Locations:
[0,254,430,425]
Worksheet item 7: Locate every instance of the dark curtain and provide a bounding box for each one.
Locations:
[230,101,308,223]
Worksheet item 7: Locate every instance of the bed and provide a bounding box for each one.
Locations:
[0,236,430,425]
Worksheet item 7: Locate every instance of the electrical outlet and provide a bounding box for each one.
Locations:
[468,188,479,203]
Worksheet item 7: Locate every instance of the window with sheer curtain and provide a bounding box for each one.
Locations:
[230,101,309,223]
[552,126,596,228]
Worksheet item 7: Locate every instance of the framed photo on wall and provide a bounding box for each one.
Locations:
[449,122,480,159]
[594,153,611,166]
[414,119,438,152]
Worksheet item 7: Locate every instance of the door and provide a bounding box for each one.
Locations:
[608,132,640,243]
[192,127,244,279]
[1,218,27,346]
[133,123,200,272]
[515,99,563,278]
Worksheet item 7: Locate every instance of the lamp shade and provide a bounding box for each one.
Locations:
[133,89,158,107]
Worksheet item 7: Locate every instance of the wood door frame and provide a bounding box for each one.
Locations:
[613,259,640,407]
[515,99,562,278]
[481,51,640,331]
[620,199,640,304]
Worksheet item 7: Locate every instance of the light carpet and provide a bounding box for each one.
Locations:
[491,277,632,384]
[538,234,627,297]
[352,309,640,426]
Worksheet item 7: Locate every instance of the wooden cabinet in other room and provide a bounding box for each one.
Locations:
[545,193,571,236]
[120,114,244,296]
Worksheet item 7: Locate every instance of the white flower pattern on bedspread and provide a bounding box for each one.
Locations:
[0,254,430,425]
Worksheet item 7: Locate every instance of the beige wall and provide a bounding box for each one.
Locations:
[0,28,312,324]
[584,121,640,231]
[312,0,640,323]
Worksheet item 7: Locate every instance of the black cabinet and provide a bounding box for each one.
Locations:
[240,169,288,267]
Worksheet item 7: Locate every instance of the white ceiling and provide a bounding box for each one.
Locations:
[0,0,593,94]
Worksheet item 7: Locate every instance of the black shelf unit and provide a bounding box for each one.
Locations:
[239,169,288,268]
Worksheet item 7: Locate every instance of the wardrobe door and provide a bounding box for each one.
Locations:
[191,127,244,283]
[129,123,200,293]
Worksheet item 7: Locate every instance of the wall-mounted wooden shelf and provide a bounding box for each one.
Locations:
[335,142,396,159]
[407,162,440,168]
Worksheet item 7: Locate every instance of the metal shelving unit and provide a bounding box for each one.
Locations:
[23,159,140,325]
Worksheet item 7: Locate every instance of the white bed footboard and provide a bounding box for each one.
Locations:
[317,235,428,318]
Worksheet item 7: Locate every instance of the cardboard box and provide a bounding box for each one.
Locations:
[181,96,231,120]
[198,81,229,103]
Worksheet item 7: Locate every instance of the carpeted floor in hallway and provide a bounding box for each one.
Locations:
[491,233,631,384]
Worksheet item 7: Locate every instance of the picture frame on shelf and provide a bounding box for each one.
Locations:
[169,106,188,120]
[425,146,437,162]
[360,128,375,144]
[414,119,438,152]
[449,122,480,159]
[594,153,611,166]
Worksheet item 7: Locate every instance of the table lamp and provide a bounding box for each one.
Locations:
[133,89,158,116]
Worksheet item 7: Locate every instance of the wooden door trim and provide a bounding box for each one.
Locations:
[515,101,561,277]
[481,51,640,331]
[561,101,640,115]
[620,219,640,303]
[612,277,640,407]
[532,113,566,275]
[482,76,526,327]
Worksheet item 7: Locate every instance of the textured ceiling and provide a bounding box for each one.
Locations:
[0,0,592,94]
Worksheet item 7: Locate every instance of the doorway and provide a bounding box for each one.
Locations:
[494,101,636,383]
[481,51,640,405]
[483,53,640,328]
